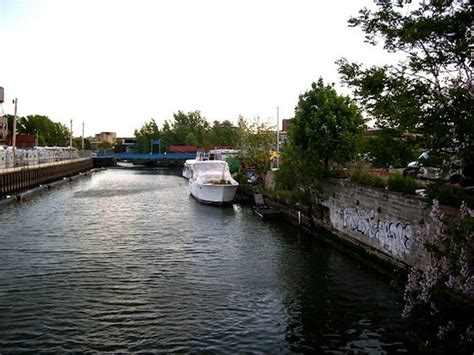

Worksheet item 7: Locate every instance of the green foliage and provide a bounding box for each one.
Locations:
[185,132,198,146]
[277,78,363,214]
[290,78,364,172]
[237,115,274,173]
[204,120,238,149]
[6,114,70,146]
[72,137,91,150]
[387,173,418,195]
[362,129,418,168]
[134,118,161,153]
[338,0,473,172]
[350,170,386,189]
[426,181,474,209]
[171,110,209,146]
[134,112,240,153]
[97,141,114,150]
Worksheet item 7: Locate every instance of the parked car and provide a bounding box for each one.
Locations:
[403,151,467,184]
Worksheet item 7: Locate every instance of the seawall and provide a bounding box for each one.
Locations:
[261,177,454,274]
[0,158,93,199]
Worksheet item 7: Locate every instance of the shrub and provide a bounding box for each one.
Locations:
[426,181,474,209]
[350,170,386,188]
[388,173,418,195]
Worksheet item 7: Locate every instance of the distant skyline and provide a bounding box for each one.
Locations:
[0,0,397,137]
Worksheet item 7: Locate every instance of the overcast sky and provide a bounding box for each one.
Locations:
[0,0,391,137]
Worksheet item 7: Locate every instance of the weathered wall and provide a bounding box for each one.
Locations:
[0,158,93,199]
[319,179,431,269]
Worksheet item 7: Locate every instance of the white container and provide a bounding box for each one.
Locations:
[0,147,6,169]
[5,147,14,168]
[22,149,39,166]
[15,148,24,167]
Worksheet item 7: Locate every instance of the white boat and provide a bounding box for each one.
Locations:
[183,159,239,205]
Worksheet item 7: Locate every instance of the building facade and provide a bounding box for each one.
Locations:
[95,132,117,144]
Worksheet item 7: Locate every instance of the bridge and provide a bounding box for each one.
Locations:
[93,152,196,167]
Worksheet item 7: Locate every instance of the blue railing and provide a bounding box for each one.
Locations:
[93,152,196,160]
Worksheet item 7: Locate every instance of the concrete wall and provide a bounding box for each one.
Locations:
[319,179,431,269]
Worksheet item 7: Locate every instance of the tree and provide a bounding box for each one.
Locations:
[97,141,114,150]
[236,115,274,172]
[134,118,161,153]
[337,0,473,174]
[362,129,418,168]
[277,79,363,219]
[289,78,364,173]
[73,137,91,150]
[6,114,70,146]
[171,110,209,146]
[160,120,175,152]
[203,120,238,149]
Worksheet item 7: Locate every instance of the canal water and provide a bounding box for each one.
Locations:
[0,168,409,352]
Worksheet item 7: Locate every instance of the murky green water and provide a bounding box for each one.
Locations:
[0,168,409,352]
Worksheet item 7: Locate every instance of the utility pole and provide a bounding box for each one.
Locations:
[12,98,17,166]
[69,119,73,148]
[276,106,280,169]
[81,122,84,150]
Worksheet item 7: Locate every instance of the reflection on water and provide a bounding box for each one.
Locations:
[0,168,408,352]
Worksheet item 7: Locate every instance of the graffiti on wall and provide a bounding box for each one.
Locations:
[335,206,414,258]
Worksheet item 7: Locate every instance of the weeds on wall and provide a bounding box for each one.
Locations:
[349,170,386,189]
[387,173,419,195]
[403,201,474,353]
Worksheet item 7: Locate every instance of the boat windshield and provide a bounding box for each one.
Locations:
[194,161,228,172]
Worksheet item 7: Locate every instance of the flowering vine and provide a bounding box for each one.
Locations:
[402,200,474,352]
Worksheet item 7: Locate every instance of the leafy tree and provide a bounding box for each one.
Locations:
[134,118,161,153]
[237,115,275,172]
[337,0,473,174]
[362,129,418,168]
[159,120,175,152]
[277,79,363,219]
[171,110,209,146]
[185,132,199,146]
[204,120,238,149]
[6,114,70,146]
[97,141,114,150]
[73,137,91,150]
[289,78,364,173]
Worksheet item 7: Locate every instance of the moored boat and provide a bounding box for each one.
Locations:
[183,159,239,205]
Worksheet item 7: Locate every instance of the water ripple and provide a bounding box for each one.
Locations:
[0,168,409,352]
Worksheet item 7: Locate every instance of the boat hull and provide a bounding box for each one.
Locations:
[189,180,238,205]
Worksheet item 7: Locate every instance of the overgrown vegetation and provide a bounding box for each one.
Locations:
[349,170,386,189]
[426,181,474,209]
[403,201,474,353]
[387,173,418,195]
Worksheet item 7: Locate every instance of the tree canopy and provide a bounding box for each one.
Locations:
[134,118,161,153]
[134,112,241,153]
[236,115,274,172]
[337,0,473,171]
[289,78,364,172]
[6,114,70,146]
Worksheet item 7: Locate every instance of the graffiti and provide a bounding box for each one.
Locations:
[335,206,414,257]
